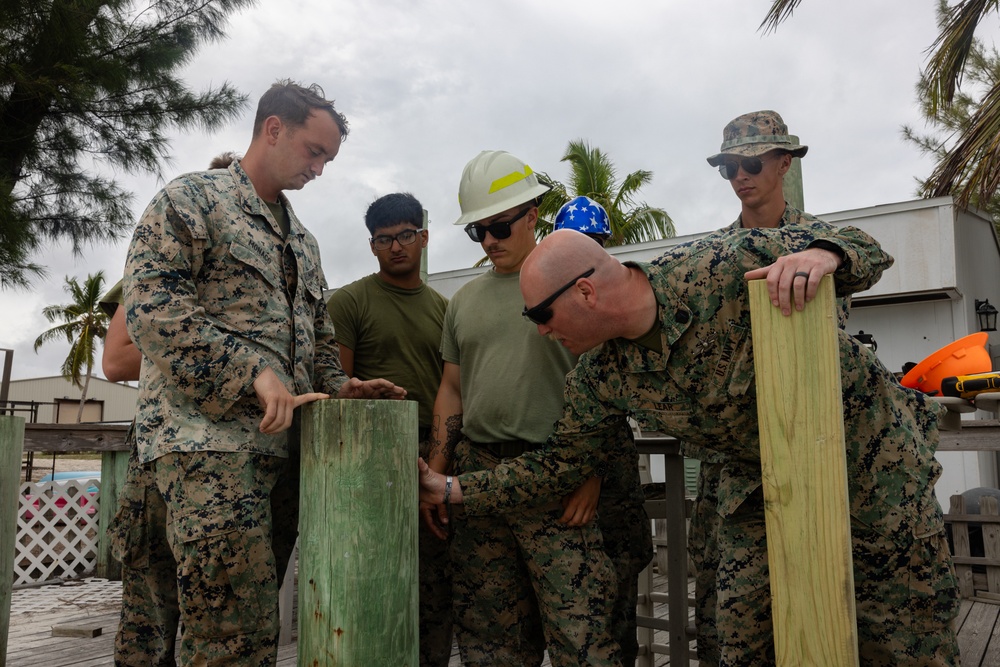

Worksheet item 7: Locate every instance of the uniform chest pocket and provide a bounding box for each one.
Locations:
[227,238,281,289]
[672,322,754,398]
[302,272,325,305]
[631,397,694,434]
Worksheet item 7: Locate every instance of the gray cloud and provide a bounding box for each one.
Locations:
[0,0,959,378]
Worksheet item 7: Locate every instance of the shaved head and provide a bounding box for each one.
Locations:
[521,229,658,354]
[522,229,616,301]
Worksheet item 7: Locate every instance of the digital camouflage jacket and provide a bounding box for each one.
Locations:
[124,159,347,462]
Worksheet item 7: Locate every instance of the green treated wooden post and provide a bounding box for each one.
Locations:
[96,450,130,580]
[298,399,418,666]
[1,416,25,662]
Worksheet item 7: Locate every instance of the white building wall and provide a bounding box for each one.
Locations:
[6,376,137,423]
[822,198,959,297]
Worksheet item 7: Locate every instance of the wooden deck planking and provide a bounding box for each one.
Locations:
[6,576,1000,666]
[957,599,1000,667]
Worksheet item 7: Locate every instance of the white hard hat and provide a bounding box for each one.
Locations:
[454,150,551,226]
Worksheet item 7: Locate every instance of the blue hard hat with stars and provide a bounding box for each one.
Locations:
[554,196,611,238]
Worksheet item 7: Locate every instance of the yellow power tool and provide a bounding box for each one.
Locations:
[940,372,1000,400]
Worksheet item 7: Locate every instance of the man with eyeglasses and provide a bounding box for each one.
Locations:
[423,150,620,666]
[421,219,962,665]
[326,192,451,667]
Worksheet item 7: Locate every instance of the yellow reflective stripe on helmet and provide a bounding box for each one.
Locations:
[488,165,534,194]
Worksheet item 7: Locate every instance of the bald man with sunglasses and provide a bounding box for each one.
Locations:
[421,224,960,666]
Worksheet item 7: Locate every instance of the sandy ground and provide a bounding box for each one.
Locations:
[21,455,103,483]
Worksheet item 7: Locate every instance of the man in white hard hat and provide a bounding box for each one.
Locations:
[422,150,621,666]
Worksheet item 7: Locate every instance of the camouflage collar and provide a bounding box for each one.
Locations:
[229,159,305,238]
[614,261,691,371]
[730,202,806,230]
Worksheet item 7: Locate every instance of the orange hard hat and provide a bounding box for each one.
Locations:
[900,332,992,395]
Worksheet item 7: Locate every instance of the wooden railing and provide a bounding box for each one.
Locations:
[14,423,130,586]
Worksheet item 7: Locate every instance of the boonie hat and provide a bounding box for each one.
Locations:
[706,110,808,166]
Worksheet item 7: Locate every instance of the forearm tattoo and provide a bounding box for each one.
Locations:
[444,414,463,462]
[429,413,462,465]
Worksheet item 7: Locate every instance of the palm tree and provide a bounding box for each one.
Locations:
[34,272,109,423]
[536,139,675,246]
[903,1,1000,229]
[760,0,1000,208]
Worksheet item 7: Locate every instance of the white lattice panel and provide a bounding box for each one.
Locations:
[15,478,102,586]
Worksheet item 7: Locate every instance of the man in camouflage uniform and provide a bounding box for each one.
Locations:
[688,109,858,665]
[122,81,404,665]
[423,150,622,666]
[327,192,453,666]
[104,153,239,666]
[422,228,961,666]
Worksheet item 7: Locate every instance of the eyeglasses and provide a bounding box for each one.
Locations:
[371,229,421,251]
[718,156,765,180]
[464,207,531,243]
[522,268,596,325]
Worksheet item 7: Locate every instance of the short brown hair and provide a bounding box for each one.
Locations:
[207,151,239,170]
[252,79,349,142]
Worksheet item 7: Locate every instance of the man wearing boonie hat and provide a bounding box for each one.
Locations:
[682,111,960,665]
[706,109,808,225]
[691,110,833,665]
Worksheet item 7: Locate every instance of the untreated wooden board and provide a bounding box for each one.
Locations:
[749,276,858,666]
[23,423,130,453]
[983,496,1000,596]
[951,494,977,598]
[51,621,104,638]
[939,420,1000,451]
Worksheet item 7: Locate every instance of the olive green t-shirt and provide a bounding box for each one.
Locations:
[440,269,577,444]
[327,274,447,428]
[265,200,289,239]
[99,279,124,318]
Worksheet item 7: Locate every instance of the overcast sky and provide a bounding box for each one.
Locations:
[0,0,985,380]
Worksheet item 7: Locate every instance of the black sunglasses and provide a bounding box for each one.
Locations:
[718,156,764,180]
[464,207,531,243]
[522,268,596,325]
